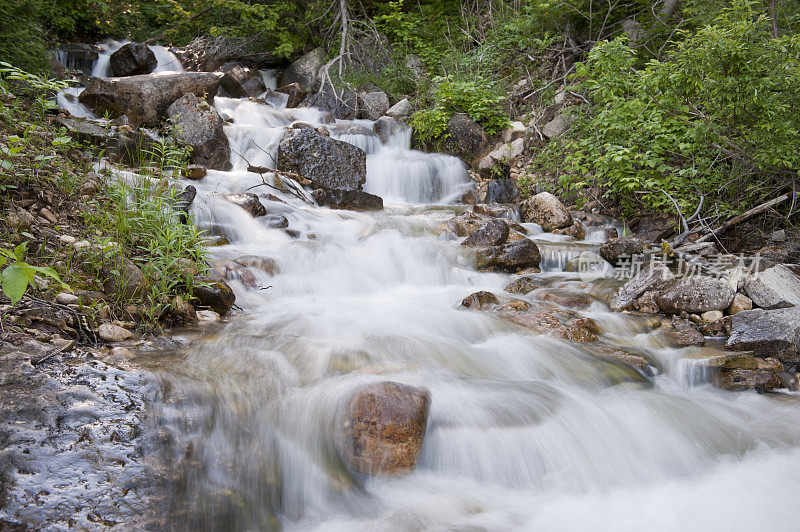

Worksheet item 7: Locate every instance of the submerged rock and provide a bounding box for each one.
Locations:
[462,219,509,247]
[713,369,781,392]
[476,238,541,272]
[109,43,157,77]
[278,129,366,191]
[725,306,800,362]
[504,276,547,294]
[79,72,222,127]
[655,276,735,314]
[234,255,279,275]
[312,189,383,211]
[520,192,572,232]
[336,381,430,475]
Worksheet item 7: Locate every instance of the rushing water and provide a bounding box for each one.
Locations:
[61,49,800,531]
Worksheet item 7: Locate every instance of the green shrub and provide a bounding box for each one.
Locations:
[0,0,48,73]
[541,1,800,217]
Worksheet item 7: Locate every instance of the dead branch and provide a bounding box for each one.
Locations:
[695,194,791,243]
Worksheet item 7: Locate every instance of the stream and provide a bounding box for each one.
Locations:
[57,44,800,531]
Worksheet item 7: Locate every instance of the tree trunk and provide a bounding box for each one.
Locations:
[660,0,679,17]
[769,0,780,38]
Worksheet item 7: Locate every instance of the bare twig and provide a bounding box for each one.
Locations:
[696,194,791,243]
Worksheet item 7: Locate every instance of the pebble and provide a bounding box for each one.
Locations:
[40,208,58,224]
[74,240,91,249]
[98,323,133,342]
[59,235,76,245]
[108,346,135,358]
[55,292,79,305]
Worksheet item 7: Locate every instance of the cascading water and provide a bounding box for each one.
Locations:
[62,49,800,531]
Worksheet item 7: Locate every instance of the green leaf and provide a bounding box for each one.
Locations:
[2,264,30,304]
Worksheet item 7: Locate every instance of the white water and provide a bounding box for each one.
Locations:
[62,50,800,531]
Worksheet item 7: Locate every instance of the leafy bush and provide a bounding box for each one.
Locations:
[0,0,48,73]
[541,1,800,217]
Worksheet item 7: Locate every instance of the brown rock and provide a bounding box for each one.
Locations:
[234,255,279,275]
[475,238,541,272]
[727,293,752,315]
[448,211,484,237]
[552,221,586,240]
[224,193,267,217]
[98,323,133,342]
[713,369,781,391]
[504,276,547,294]
[461,291,499,310]
[664,327,706,347]
[520,192,573,232]
[184,164,207,180]
[337,381,430,475]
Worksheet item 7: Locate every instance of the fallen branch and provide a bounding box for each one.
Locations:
[695,194,790,243]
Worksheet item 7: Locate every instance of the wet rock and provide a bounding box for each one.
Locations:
[309,84,358,119]
[605,227,619,240]
[472,204,517,220]
[174,185,196,223]
[109,43,157,77]
[482,179,519,204]
[333,124,378,137]
[264,214,289,228]
[574,317,601,335]
[461,291,498,310]
[79,72,222,127]
[101,257,148,300]
[609,263,675,311]
[224,266,258,289]
[275,82,307,108]
[205,235,230,246]
[504,276,547,294]
[476,238,541,272]
[233,255,279,275]
[542,291,593,309]
[167,93,230,170]
[281,48,323,92]
[183,164,207,180]
[757,357,784,372]
[591,344,657,376]
[358,91,390,120]
[196,309,221,324]
[505,311,563,334]
[440,113,489,165]
[224,193,267,217]
[563,324,598,342]
[725,307,800,362]
[447,211,484,236]
[698,315,732,337]
[599,236,645,264]
[219,62,266,98]
[372,117,401,144]
[312,189,383,211]
[192,279,236,315]
[336,381,430,475]
[727,293,753,315]
[98,323,133,342]
[655,276,735,314]
[497,299,531,312]
[552,221,586,240]
[713,369,781,391]
[386,98,411,119]
[278,129,366,191]
[167,295,198,325]
[705,352,759,370]
[520,192,573,232]
[462,219,509,247]
[663,326,706,347]
[743,264,800,309]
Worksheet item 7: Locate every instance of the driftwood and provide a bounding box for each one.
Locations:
[695,194,790,243]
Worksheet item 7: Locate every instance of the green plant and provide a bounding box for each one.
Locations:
[539,1,800,218]
[0,62,73,119]
[1,242,68,304]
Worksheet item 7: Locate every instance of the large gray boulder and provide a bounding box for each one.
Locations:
[726,307,800,362]
[462,219,509,247]
[743,264,800,309]
[167,93,230,170]
[358,91,390,120]
[655,276,736,314]
[440,113,489,165]
[79,72,222,127]
[520,192,573,232]
[277,128,366,191]
[109,43,157,77]
[386,98,411,119]
[476,238,540,272]
[281,48,324,92]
